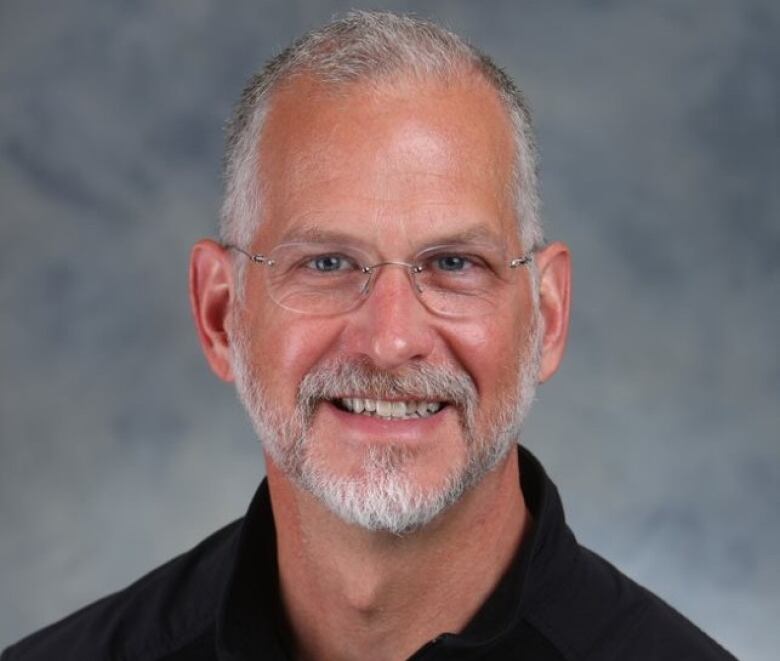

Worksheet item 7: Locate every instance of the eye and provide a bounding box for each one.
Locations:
[430,253,484,273]
[437,255,467,271]
[305,254,352,272]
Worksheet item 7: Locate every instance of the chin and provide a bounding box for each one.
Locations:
[294,441,491,535]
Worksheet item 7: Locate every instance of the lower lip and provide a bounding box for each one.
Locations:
[319,400,450,442]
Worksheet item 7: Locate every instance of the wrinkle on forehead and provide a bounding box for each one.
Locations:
[275,220,508,257]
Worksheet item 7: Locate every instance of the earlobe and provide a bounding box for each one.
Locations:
[534,242,572,383]
[189,239,236,382]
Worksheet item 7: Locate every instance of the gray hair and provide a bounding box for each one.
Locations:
[219,10,544,256]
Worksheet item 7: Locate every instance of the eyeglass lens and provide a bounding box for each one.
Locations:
[259,242,521,317]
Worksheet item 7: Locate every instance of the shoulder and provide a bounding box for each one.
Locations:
[2,520,242,661]
[514,448,734,660]
[531,545,736,660]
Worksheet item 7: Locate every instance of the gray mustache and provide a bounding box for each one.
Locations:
[298,358,478,411]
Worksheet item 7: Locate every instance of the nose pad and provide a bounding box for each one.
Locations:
[409,266,425,295]
[363,262,423,302]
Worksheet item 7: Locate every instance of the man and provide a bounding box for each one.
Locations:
[3,11,734,661]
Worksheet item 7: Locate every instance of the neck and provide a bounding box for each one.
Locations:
[266,447,529,661]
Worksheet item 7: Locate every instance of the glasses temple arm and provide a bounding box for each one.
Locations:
[224,244,266,263]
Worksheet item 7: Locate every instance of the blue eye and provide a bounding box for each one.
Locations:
[310,255,347,272]
[435,255,471,271]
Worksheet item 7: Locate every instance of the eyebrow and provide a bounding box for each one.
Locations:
[429,226,505,246]
[278,223,506,251]
[278,226,369,246]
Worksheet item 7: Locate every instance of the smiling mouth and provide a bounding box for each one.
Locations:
[331,397,446,420]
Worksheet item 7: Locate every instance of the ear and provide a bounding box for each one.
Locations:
[534,241,571,383]
[189,239,236,382]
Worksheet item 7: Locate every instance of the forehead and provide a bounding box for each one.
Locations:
[255,73,518,250]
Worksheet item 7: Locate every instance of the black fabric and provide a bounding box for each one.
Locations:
[2,448,735,660]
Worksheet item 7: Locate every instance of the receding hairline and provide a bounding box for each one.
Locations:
[258,65,517,172]
[254,66,520,222]
[220,10,543,263]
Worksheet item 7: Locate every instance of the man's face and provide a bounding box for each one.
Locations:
[230,74,542,533]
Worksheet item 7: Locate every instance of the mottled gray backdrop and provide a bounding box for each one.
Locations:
[1,0,778,657]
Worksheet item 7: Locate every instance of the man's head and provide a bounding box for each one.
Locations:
[190,11,570,535]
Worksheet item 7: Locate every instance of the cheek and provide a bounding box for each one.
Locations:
[247,311,346,400]
[443,308,531,402]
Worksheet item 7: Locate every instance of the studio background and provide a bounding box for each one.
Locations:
[1,1,777,658]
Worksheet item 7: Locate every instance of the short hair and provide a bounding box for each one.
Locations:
[220,10,543,255]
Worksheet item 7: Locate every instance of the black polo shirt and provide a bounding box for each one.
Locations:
[2,448,735,660]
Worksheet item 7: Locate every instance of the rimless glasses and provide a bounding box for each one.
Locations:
[226,241,536,318]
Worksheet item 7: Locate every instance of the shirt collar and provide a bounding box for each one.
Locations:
[216,479,288,660]
[442,446,579,651]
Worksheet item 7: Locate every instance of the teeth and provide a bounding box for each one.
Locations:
[376,401,393,417]
[337,397,443,419]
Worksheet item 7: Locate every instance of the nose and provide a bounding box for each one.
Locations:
[346,264,436,370]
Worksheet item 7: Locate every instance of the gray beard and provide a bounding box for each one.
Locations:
[231,312,541,536]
